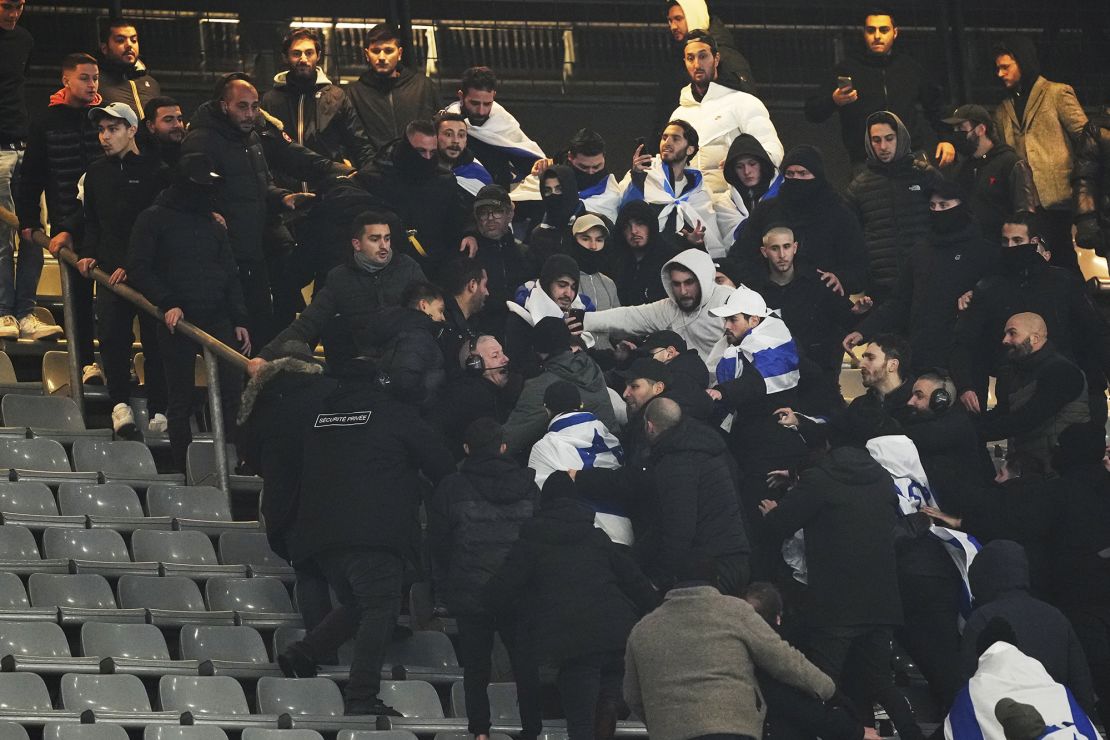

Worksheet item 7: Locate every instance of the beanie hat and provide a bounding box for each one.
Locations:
[539,254,580,294]
[781,145,827,182]
[533,316,572,357]
[544,380,582,414]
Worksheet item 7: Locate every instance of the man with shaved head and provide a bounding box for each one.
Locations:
[180,73,310,347]
[979,311,1090,470]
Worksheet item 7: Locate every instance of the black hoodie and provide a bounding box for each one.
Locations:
[960,540,1096,711]
[614,200,676,306]
[428,453,539,616]
[723,133,776,212]
[993,35,1042,122]
[345,64,439,151]
[526,164,582,265]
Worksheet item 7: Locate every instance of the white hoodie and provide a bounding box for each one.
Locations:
[583,248,731,368]
[672,82,783,196]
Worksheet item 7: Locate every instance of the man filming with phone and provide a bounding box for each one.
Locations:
[804,7,953,170]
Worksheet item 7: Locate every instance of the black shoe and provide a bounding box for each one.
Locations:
[345,701,403,717]
[277,641,318,678]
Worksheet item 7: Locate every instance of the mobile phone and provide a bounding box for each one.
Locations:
[837,75,854,92]
[633,136,647,151]
[567,308,585,324]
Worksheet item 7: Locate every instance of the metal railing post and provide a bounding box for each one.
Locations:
[57,261,85,415]
[203,347,232,501]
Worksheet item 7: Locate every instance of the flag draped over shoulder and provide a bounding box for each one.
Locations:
[453,159,493,195]
[444,100,546,174]
[714,313,800,394]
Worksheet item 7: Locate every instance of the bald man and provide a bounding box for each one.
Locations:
[979,312,1090,470]
[179,74,308,347]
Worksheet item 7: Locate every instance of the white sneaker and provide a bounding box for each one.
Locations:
[111,402,137,438]
[18,313,63,340]
[0,315,18,339]
[82,363,105,385]
[148,413,168,434]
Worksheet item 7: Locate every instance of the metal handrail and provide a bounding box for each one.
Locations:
[0,204,240,496]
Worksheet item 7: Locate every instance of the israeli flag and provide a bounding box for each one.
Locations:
[945,642,1101,740]
[444,100,546,181]
[866,435,981,626]
[715,314,800,394]
[454,159,493,196]
[578,174,622,222]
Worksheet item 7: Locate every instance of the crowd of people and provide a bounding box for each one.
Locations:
[2,0,1110,738]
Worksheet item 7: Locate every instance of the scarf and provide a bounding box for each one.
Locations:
[353,251,389,274]
[620,157,726,255]
[714,314,800,393]
[506,281,596,350]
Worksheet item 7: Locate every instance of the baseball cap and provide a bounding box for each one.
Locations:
[941,104,992,127]
[616,357,673,386]
[571,213,609,237]
[708,285,771,318]
[176,152,223,186]
[637,330,687,356]
[474,184,511,211]
[89,102,139,128]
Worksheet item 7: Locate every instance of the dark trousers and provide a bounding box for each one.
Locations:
[303,548,404,710]
[715,552,751,598]
[896,571,963,712]
[97,289,166,413]
[805,625,923,740]
[157,316,241,472]
[556,650,625,740]
[237,259,275,349]
[1041,208,1078,272]
[456,612,543,738]
[1068,609,1110,729]
[66,266,95,367]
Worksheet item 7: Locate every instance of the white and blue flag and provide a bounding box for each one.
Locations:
[715,313,801,394]
[453,159,493,196]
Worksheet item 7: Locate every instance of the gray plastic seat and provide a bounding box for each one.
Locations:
[144,728,229,740]
[0,438,97,487]
[218,532,292,579]
[179,625,280,678]
[3,395,112,446]
[242,731,323,740]
[0,672,54,710]
[0,722,31,740]
[448,681,518,720]
[71,440,184,489]
[0,481,85,531]
[385,632,460,671]
[28,573,144,626]
[80,622,200,678]
[433,734,512,740]
[58,483,169,532]
[60,673,151,712]
[187,441,262,494]
[42,725,129,740]
[337,733,420,740]
[117,574,233,628]
[0,622,100,675]
[205,577,299,629]
[0,524,68,575]
[379,680,444,718]
[42,528,157,577]
[146,485,256,536]
[256,677,344,716]
[158,675,251,715]
[131,529,246,580]
[0,571,55,622]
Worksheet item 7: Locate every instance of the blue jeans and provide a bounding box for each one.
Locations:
[0,149,43,318]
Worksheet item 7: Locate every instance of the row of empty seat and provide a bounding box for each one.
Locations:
[0,438,183,488]
[0,725,530,740]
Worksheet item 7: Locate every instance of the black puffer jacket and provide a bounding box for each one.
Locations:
[258,255,426,363]
[180,100,289,263]
[77,150,169,271]
[949,142,1039,246]
[262,69,375,168]
[614,200,676,306]
[762,446,904,628]
[97,57,161,116]
[644,417,751,588]
[345,65,439,151]
[844,111,942,293]
[289,374,455,563]
[15,91,103,231]
[429,454,539,616]
[354,138,467,268]
[128,186,249,325]
[293,179,389,284]
[804,46,946,164]
[486,492,657,661]
[857,218,996,370]
[959,540,1096,712]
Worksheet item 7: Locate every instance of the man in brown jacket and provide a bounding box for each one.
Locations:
[992,35,1098,271]
[623,564,835,740]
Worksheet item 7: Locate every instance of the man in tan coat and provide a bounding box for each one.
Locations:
[992,35,1099,272]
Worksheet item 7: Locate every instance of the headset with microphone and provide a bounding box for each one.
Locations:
[918,366,954,412]
[465,336,511,376]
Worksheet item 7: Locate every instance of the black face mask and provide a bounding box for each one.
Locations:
[930,205,971,235]
[779,177,821,204]
[1000,243,1044,275]
[396,143,439,179]
[571,240,608,275]
[173,181,217,212]
[954,131,979,157]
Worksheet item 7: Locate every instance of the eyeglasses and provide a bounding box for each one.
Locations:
[476,209,508,221]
